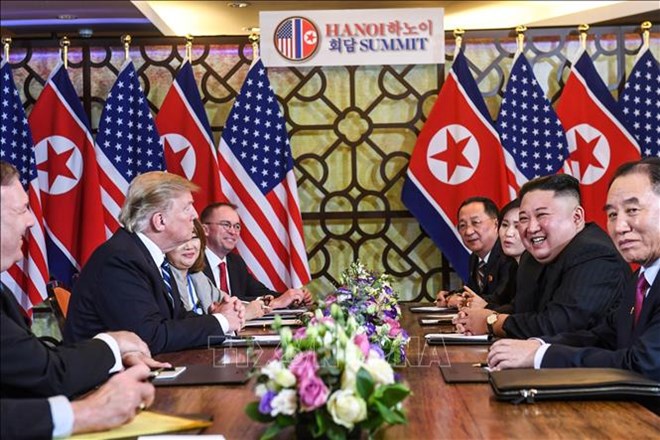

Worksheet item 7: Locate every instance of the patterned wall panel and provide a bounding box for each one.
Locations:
[5,26,658,301]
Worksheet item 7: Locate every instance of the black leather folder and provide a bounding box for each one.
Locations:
[489,368,660,403]
[153,364,252,387]
[440,363,490,383]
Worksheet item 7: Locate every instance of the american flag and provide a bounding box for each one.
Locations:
[0,60,49,314]
[95,60,164,235]
[276,20,294,58]
[619,47,659,158]
[498,54,568,195]
[217,58,311,291]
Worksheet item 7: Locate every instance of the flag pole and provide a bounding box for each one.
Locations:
[2,36,10,62]
[453,28,465,58]
[185,34,193,63]
[578,24,589,50]
[515,25,527,57]
[641,21,651,51]
[60,36,70,69]
[121,34,132,61]
[249,28,260,66]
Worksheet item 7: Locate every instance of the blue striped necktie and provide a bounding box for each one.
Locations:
[160,259,175,307]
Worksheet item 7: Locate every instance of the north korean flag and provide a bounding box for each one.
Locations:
[558,50,641,229]
[402,50,510,282]
[156,61,223,214]
[29,62,106,287]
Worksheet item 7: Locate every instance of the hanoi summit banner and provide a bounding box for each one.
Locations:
[260,8,444,67]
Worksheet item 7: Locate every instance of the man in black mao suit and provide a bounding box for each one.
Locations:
[0,161,157,438]
[200,202,312,309]
[65,172,245,355]
[456,174,628,338]
[436,197,516,310]
[488,158,660,384]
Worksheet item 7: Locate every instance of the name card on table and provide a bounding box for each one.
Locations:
[260,8,444,67]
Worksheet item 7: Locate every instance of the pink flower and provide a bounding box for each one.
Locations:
[298,375,330,411]
[272,349,283,361]
[289,351,319,380]
[353,333,370,358]
[293,327,307,340]
[384,317,402,337]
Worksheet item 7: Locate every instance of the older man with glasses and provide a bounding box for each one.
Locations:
[200,202,312,309]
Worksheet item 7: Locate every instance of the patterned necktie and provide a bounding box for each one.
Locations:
[477,261,487,291]
[219,261,229,295]
[186,273,203,315]
[160,259,175,307]
[633,274,649,326]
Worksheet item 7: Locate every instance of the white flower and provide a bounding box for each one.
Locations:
[255,383,268,397]
[261,360,284,381]
[270,389,297,417]
[365,357,394,386]
[274,369,297,388]
[327,389,367,429]
[340,359,364,391]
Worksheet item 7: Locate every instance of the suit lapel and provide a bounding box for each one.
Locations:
[0,284,31,329]
[632,272,659,340]
[202,255,216,287]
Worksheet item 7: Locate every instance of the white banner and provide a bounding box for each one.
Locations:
[260,8,444,67]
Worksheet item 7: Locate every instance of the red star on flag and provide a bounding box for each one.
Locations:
[164,138,191,178]
[37,141,76,189]
[430,131,473,180]
[569,132,604,177]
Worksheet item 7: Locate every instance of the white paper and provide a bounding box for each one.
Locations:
[410,306,455,313]
[243,318,301,327]
[425,333,489,341]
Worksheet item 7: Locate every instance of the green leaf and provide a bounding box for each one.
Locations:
[375,384,411,407]
[374,401,405,425]
[260,424,284,440]
[356,367,375,400]
[245,401,273,423]
[275,414,296,428]
[314,410,329,437]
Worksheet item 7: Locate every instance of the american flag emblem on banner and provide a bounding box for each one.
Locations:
[275,17,319,61]
[0,60,49,315]
[217,58,311,292]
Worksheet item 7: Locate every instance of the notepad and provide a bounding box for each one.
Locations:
[69,411,212,439]
[425,333,491,345]
[243,318,301,327]
[419,315,457,325]
[410,306,456,313]
[221,335,281,347]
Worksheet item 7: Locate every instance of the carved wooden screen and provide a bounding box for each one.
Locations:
[6,25,657,301]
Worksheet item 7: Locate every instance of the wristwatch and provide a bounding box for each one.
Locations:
[486,312,499,336]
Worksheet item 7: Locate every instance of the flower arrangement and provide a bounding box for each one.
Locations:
[246,305,411,440]
[324,261,409,365]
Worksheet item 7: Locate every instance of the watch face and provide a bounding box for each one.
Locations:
[487,314,498,325]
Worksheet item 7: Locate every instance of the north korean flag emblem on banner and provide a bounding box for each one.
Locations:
[402,51,510,282]
[275,17,319,61]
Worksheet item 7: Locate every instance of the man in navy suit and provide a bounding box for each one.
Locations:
[200,202,312,309]
[487,158,660,382]
[0,161,158,438]
[64,172,245,354]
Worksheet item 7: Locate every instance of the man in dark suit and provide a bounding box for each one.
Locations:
[455,174,628,338]
[200,202,312,309]
[436,197,516,309]
[0,161,157,438]
[64,172,245,354]
[488,158,660,382]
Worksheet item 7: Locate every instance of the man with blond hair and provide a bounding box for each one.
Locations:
[65,171,244,354]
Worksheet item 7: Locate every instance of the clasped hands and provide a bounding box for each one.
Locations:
[207,295,246,331]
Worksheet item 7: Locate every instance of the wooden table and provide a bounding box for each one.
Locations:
[154,305,660,439]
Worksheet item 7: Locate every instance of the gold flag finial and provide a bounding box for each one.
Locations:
[2,36,11,62]
[121,34,132,61]
[248,28,260,61]
[453,28,465,57]
[578,24,589,50]
[641,21,651,48]
[185,34,194,63]
[60,35,70,69]
[515,25,527,54]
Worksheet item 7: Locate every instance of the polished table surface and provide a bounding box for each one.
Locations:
[154,304,660,439]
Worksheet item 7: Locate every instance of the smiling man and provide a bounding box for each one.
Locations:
[64,172,244,354]
[455,174,629,339]
[487,158,660,383]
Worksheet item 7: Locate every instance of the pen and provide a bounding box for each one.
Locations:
[471,362,488,368]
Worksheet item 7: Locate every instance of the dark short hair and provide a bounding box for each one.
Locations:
[0,161,19,186]
[457,197,499,220]
[200,202,238,223]
[518,174,581,204]
[498,198,520,225]
[189,219,207,273]
[609,157,660,195]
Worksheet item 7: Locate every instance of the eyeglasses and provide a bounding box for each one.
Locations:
[204,220,242,232]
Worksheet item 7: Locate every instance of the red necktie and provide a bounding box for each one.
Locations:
[634,274,649,326]
[219,261,229,295]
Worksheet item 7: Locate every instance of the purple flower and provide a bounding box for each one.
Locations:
[383,307,397,319]
[364,321,376,336]
[259,390,276,414]
[369,344,385,359]
[289,351,319,380]
[384,317,401,337]
[298,375,330,411]
[353,334,370,358]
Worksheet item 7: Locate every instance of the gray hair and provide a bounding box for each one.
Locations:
[119,171,199,233]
